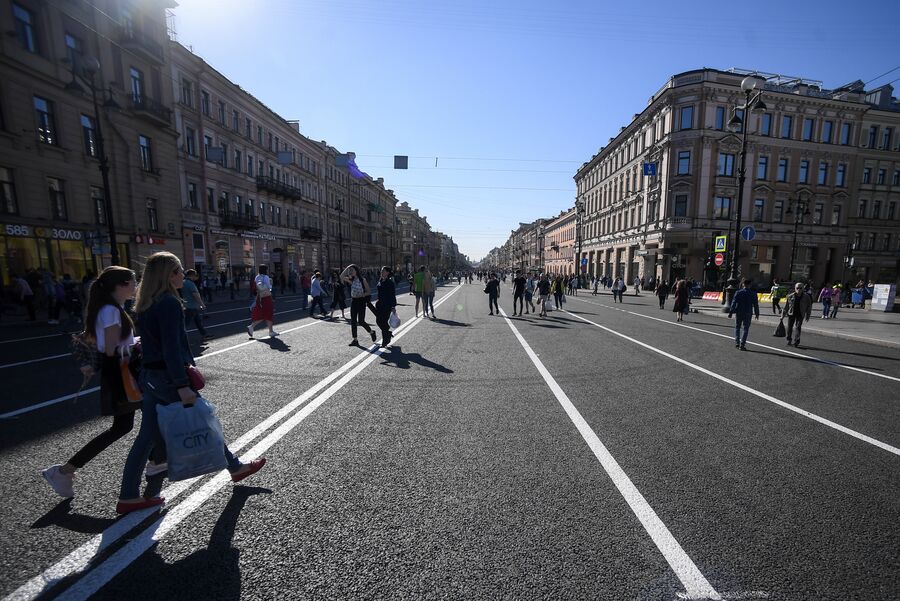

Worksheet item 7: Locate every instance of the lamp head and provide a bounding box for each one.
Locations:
[82,56,100,76]
[752,98,768,112]
[741,76,760,92]
[727,112,743,132]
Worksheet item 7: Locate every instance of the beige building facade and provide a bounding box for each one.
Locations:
[543,208,576,275]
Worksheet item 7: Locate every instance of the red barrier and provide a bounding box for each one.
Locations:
[702,291,722,301]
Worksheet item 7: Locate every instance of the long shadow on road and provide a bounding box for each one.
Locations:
[378,346,453,373]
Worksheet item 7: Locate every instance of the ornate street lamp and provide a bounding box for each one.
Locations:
[786,193,811,282]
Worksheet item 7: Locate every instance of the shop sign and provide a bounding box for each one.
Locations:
[134,234,167,245]
[3,224,84,240]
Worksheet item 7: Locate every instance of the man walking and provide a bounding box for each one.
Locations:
[770,279,782,314]
[728,278,759,351]
[782,282,812,347]
[536,274,551,317]
[511,270,526,316]
[655,280,670,309]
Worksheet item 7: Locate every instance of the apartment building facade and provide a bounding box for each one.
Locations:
[574,68,900,288]
[543,208,576,275]
[0,0,180,284]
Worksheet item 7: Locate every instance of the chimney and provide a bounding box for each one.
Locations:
[286,120,301,133]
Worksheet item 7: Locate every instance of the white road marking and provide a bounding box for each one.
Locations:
[5,285,462,601]
[498,308,722,601]
[564,309,900,458]
[570,296,900,384]
[0,353,69,370]
[0,332,66,345]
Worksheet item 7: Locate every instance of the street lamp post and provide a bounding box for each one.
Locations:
[786,193,811,282]
[68,57,120,266]
[722,76,767,311]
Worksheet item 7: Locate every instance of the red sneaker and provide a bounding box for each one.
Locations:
[116,497,165,515]
[231,458,266,483]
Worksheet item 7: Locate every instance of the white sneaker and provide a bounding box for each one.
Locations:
[42,464,75,498]
[247,325,254,338]
[145,461,168,477]
[269,330,280,337]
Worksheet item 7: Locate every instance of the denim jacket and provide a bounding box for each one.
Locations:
[137,293,194,388]
[729,288,759,317]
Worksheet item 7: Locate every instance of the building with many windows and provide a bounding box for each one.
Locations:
[543,208,576,275]
[574,68,900,288]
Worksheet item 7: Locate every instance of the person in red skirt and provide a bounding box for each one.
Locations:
[248,265,279,338]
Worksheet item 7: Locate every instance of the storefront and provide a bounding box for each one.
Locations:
[0,223,128,285]
[208,228,278,283]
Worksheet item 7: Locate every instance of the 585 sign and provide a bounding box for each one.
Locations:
[4,224,84,240]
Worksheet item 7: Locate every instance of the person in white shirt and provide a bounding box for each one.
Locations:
[248,264,278,337]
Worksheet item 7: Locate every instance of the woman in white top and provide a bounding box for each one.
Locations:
[42,266,149,498]
[340,264,376,346]
[248,264,278,338]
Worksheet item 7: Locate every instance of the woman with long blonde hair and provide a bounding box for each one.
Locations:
[117,252,265,514]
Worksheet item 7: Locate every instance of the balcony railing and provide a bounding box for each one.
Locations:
[119,26,165,64]
[129,94,172,126]
[256,176,303,201]
[219,212,261,229]
[300,227,323,240]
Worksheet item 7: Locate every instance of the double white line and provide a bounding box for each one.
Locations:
[6,285,462,601]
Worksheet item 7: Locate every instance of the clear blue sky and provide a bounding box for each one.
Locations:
[171,0,900,262]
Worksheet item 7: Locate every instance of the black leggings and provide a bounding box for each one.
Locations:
[513,293,524,313]
[67,412,135,468]
[350,297,373,339]
[488,295,499,313]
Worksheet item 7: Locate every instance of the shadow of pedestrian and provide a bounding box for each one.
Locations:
[379,346,453,373]
[31,498,116,534]
[92,486,271,601]
[258,337,291,352]
[432,318,469,327]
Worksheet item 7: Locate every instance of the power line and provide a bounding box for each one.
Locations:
[865,65,900,86]
[356,154,582,164]
[390,185,574,191]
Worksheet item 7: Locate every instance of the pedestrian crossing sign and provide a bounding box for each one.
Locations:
[714,235,727,253]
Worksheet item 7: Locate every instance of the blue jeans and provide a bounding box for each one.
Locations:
[119,369,241,500]
[734,314,752,347]
[821,300,831,317]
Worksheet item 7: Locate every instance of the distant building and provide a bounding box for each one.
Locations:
[543,208,576,275]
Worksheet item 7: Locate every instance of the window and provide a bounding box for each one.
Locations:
[184,127,196,156]
[781,115,793,139]
[138,135,154,171]
[813,202,824,225]
[91,186,105,224]
[715,106,725,130]
[180,78,193,106]
[33,96,56,145]
[218,101,226,124]
[245,117,251,138]
[822,120,833,144]
[13,3,38,53]
[268,132,273,150]
[201,90,210,116]
[799,160,810,183]
[713,196,731,219]
[840,123,851,145]
[894,170,900,186]
[877,169,886,185]
[888,202,896,220]
[1,167,19,214]
[129,67,144,101]
[47,177,66,219]
[773,200,784,222]
[218,191,227,214]
[717,153,735,176]
[802,118,814,141]
[867,232,876,250]
[836,163,846,187]
[247,155,254,177]
[883,127,894,150]
[858,199,867,217]
[677,151,690,175]
[760,113,772,136]
[757,156,768,180]
[206,187,215,212]
[679,106,693,130]
[882,234,891,251]
[203,135,212,159]
[276,206,282,226]
[753,198,764,222]
[831,204,841,225]
[232,110,239,131]
[221,143,228,168]
[817,162,828,185]
[234,149,241,171]
[777,158,788,182]
[863,168,871,184]
[65,33,83,67]
[81,114,97,157]
[257,125,263,145]
[187,182,198,209]
[868,126,877,148]
[873,200,881,219]
[146,198,158,231]
[259,202,266,223]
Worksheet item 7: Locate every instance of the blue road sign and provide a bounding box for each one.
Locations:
[741,225,756,241]
[642,162,657,176]
[581,258,588,265]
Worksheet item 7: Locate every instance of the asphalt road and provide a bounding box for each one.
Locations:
[1,282,898,600]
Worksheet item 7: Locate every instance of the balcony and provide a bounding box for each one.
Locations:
[219,212,261,229]
[300,226,322,240]
[119,26,165,65]
[256,176,303,201]
[664,217,693,230]
[129,94,172,127]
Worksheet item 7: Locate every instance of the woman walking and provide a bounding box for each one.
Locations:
[485,272,500,315]
[42,267,155,498]
[672,279,690,322]
[328,269,347,320]
[817,285,833,319]
[117,252,265,515]
[308,271,328,318]
[553,276,565,310]
[248,265,278,338]
[655,280,670,309]
[375,266,397,348]
[422,267,436,319]
[341,264,377,346]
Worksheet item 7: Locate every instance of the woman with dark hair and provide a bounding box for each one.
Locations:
[340,263,376,346]
[42,266,148,498]
[375,266,397,348]
[672,279,690,322]
[248,264,278,338]
[328,269,347,320]
[117,252,265,514]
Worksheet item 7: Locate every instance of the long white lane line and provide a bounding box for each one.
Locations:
[498,307,721,601]
[0,353,70,370]
[564,308,900,458]
[45,285,463,601]
[569,296,900,384]
[4,285,462,601]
